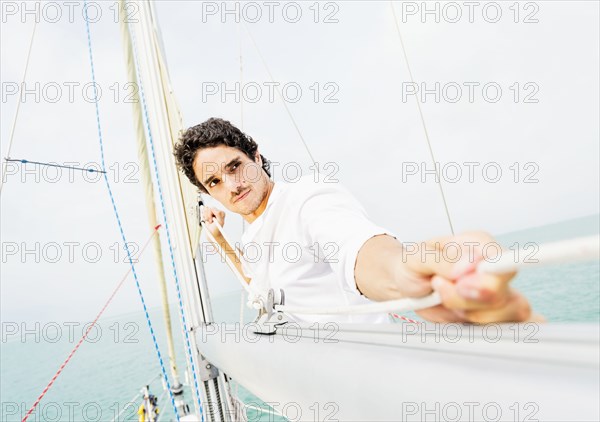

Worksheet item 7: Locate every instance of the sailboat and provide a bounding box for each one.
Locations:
[114,2,600,421]
[5,1,599,421]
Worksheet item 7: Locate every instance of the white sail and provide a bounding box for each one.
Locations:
[198,322,600,421]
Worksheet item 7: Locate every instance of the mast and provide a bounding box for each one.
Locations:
[120,1,235,420]
[117,0,184,406]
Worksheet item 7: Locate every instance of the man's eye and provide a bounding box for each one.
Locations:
[231,162,239,170]
[209,179,219,188]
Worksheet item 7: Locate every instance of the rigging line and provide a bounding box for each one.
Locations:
[245,403,285,418]
[242,23,318,167]
[81,5,181,422]
[200,218,257,297]
[276,292,442,315]
[238,22,247,234]
[390,2,455,235]
[126,11,204,421]
[111,371,164,422]
[238,23,245,132]
[391,313,420,323]
[235,24,248,329]
[477,235,600,274]
[235,18,247,372]
[22,226,161,422]
[0,14,38,196]
[111,392,143,422]
[4,158,107,174]
[237,25,248,330]
[155,388,169,422]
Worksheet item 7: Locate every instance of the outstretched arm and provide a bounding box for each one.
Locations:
[354,231,535,323]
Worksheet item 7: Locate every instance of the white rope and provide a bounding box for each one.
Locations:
[199,206,264,309]
[0,14,38,195]
[276,292,442,315]
[244,403,284,418]
[478,235,600,274]
[389,2,455,235]
[110,373,162,422]
[111,391,142,422]
[214,217,245,264]
[202,223,250,292]
[238,22,245,132]
[154,389,168,422]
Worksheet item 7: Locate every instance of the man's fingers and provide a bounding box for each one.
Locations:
[462,290,532,323]
[216,210,225,227]
[201,207,225,225]
[454,271,511,302]
[200,206,212,223]
[415,305,468,323]
[432,276,508,311]
[433,276,534,323]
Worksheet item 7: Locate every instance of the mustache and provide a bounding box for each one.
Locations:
[233,188,249,201]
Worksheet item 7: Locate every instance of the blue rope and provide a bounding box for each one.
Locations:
[82,4,180,421]
[126,17,205,422]
[4,158,106,173]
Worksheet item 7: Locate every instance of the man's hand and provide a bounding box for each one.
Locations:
[410,231,536,323]
[355,231,541,323]
[200,206,226,240]
[200,206,251,285]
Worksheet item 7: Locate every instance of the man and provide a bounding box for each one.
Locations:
[174,117,535,324]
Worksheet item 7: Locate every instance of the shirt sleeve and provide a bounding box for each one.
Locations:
[297,179,398,295]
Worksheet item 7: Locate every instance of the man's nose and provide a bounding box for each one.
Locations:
[223,173,243,191]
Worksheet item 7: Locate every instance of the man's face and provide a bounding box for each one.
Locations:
[193,145,269,215]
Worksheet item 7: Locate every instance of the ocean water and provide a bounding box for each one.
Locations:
[2,215,598,421]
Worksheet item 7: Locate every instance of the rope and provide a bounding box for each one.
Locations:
[200,213,264,309]
[126,9,203,419]
[0,12,38,196]
[275,292,441,315]
[245,403,284,418]
[81,5,180,421]
[22,226,161,422]
[238,22,245,134]
[390,2,455,235]
[391,313,420,324]
[154,389,169,422]
[243,23,318,167]
[202,224,250,294]
[4,158,106,174]
[212,217,245,264]
[233,29,248,394]
[478,235,600,274]
[111,391,142,422]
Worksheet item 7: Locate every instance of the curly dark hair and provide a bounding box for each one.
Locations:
[174,117,271,194]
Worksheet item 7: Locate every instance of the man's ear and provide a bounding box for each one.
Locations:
[254,151,261,164]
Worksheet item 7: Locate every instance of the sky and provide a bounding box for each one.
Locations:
[1,1,599,324]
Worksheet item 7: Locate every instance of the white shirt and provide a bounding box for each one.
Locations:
[240,175,396,324]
